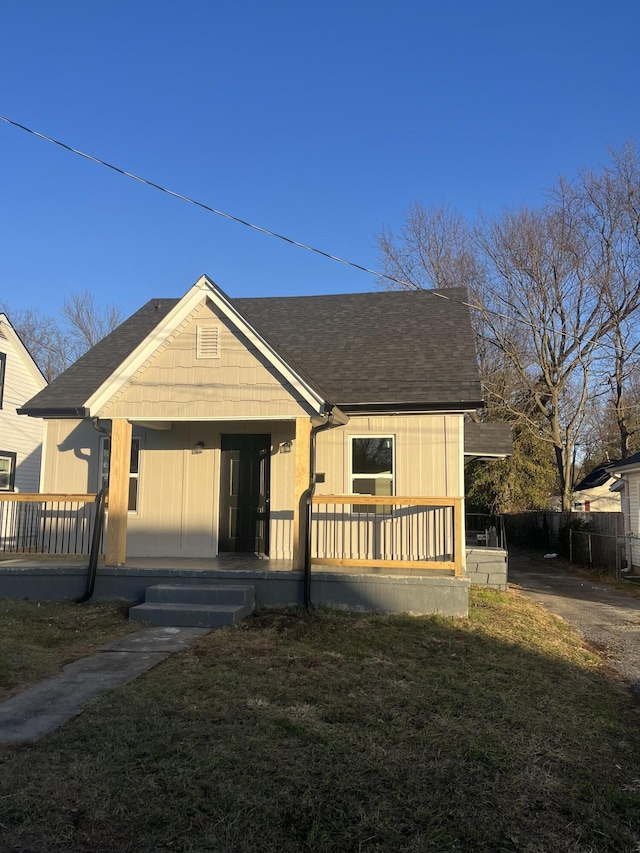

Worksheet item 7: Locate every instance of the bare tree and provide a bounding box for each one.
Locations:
[61,290,123,363]
[2,291,124,382]
[582,144,640,460]
[0,307,69,382]
[375,149,640,511]
[376,203,482,294]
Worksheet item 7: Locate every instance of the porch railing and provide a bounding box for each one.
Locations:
[465,513,507,550]
[310,495,464,576]
[0,494,104,556]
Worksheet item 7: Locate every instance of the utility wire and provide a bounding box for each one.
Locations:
[0,113,632,362]
[0,114,425,293]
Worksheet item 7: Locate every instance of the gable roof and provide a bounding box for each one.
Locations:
[574,462,619,492]
[0,314,47,391]
[19,276,483,418]
[608,452,640,474]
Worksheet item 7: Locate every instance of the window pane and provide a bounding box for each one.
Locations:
[0,457,10,490]
[130,440,139,474]
[128,478,138,512]
[352,438,393,475]
[101,441,110,490]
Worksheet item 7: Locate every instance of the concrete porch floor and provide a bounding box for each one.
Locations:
[0,551,456,578]
[0,551,469,616]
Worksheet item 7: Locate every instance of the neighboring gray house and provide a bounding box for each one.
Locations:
[0,314,46,492]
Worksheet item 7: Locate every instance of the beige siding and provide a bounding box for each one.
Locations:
[312,415,464,563]
[41,419,100,494]
[41,413,463,561]
[127,420,296,559]
[315,414,464,497]
[98,299,315,420]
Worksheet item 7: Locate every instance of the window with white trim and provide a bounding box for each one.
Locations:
[350,436,394,514]
[0,451,16,491]
[99,436,141,512]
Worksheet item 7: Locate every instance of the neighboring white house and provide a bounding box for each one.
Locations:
[0,314,47,492]
[571,463,622,513]
[608,454,640,571]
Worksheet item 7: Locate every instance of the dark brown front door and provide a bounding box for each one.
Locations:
[219,434,271,554]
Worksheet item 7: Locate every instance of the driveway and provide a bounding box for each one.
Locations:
[508,548,640,695]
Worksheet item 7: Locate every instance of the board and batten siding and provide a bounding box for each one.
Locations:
[315,414,464,497]
[312,415,465,564]
[98,299,316,421]
[41,419,102,494]
[0,323,46,492]
[41,418,297,559]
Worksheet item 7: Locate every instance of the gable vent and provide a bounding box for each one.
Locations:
[196,325,220,359]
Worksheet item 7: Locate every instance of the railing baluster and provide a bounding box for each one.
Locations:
[309,495,462,573]
[0,494,104,558]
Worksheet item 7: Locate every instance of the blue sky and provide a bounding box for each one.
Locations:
[2,0,640,320]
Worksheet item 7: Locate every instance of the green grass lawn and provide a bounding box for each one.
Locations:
[0,599,137,700]
[1,590,639,852]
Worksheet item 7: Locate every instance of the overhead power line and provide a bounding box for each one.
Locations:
[0,113,631,363]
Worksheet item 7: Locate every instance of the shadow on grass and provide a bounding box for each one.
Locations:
[0,591,639,853]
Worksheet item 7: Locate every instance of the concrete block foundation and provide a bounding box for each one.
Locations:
[465,548,508,590]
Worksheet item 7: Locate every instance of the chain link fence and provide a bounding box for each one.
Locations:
[503,511,635,578]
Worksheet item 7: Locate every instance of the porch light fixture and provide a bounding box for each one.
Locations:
[281,439,293,453]
[193,441,205,455]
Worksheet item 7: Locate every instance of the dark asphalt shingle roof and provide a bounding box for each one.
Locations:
[20,299,180,414]
[464,422,513,457]
[21,287,483,415]
[574,463,619,491]
[608,453,640,471]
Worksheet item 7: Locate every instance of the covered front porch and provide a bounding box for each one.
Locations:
[0,551,471,617]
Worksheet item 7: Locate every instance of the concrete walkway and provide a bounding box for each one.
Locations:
[509,548,640,695]
[0,625,209,744]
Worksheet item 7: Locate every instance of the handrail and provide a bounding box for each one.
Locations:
[76,488,108,603]
[311,495,462,506]
[0,493,104,556]
[0,493,99,502]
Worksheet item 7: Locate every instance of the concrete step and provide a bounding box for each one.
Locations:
[129,601,252,628]
[129,583,255,627]
[144,583,254,608]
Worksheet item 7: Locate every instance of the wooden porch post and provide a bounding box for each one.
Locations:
[292,417,312,570]
[454,497,465,578]
[105,418,132,566]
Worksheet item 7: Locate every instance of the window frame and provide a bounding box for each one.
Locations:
[99,435,142,514]
[0,352,6,409]
[349,435,395,515]
[0,450,16,491]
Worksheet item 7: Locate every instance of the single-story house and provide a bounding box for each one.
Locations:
[570,463,622,513]
[0,314,47,492]
[10,275,506,616]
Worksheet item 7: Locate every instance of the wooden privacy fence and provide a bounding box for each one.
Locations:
[0,494,103,556]
[310,495,464,576]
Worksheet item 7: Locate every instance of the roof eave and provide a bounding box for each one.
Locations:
[17,406,90,418]
[340,399,484,415]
